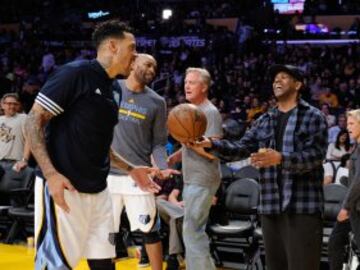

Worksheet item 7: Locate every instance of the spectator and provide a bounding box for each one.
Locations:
[156,174,223,270]
[337,82,353,108]
[247,97,263,122]
[321,103,336,127]
[0,93,30,171]
[326,129,352,161]
[156,175,185,270]
[196,64,328,270]
[328,114,347,144]
[323,153,350,185]
[319,88,339,109]
[328,109,360,270]
[19,75,41,113]
[168,67,223,270]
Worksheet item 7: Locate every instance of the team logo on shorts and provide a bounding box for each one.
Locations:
[139,215,151,225]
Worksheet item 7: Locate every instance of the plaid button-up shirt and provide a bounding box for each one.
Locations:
[213,99,328,214]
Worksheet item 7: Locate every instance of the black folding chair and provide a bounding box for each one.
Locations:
[209,178,262,269]
[0,167,35,243]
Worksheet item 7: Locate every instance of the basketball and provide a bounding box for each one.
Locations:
[167,103,207,143]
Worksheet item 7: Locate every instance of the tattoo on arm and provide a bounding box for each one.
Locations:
[25,103,57,178]
[109,148,134,173]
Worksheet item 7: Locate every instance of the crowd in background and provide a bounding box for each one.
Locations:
[1,2,360,269]
[1,0,360,175]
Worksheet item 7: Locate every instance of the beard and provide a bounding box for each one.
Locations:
[135,70,154,85]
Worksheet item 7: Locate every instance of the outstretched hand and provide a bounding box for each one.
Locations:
[156,168,181,180]
[185,137,216,160]
[129,167,161,193]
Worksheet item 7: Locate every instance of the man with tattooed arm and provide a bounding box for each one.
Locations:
[25,20,159,270]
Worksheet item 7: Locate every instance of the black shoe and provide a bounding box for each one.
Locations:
[114,248,128,261]
[138,254,150,268]
[166,255,179,270]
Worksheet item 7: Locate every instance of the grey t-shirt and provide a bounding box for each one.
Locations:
[110,80,168,174]
[0,113,27,161]
[182,99,223,187]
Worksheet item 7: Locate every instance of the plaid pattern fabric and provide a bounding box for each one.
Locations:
[213,99,328,214]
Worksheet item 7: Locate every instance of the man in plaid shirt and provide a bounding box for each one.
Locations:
[195,65,328,270]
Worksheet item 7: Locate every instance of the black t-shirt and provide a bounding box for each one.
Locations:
[275,109,293,152]
[275,108,293,201]
[35,60,118,193]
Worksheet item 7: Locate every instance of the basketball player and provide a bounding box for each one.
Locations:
[108,53,178,270]
[194,65,328,270]
[25,20,160,270]
[168,67,223,270]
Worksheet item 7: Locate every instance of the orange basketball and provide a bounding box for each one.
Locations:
[167,103,207,143]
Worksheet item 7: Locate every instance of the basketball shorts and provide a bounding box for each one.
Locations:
[34,176,115,269]
[107,174,160,233]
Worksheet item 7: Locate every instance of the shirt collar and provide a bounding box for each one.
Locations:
[268,98,310,117]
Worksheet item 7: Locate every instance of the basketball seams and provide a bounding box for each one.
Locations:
[173,110,192,141]
[167,103,207,143]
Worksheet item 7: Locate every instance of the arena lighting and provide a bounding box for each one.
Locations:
[264,39,360,45]
[87,10,110,19]
[162,9,172,20]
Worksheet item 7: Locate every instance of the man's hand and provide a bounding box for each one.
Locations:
[337,208,349,222]
[174,201,184,208]
[188,145,216,160]
[186,137,216,160]
[250,148,282,168]
[47,172,76,213]
[129,167,161,193]
[156,168,181,180]
[194,136,212,149]
[211,196,218,206]
[13,160,28,172]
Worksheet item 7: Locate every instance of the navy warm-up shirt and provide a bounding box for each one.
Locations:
[35,60,118,193]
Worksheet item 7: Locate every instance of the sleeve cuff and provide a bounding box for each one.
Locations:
[35,93,64,116]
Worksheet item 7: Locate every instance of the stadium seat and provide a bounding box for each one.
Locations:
[209,178,262,269]
[322,184,348,264]
[233,165,260,181]
[0,167,35,243]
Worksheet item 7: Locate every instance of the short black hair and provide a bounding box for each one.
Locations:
[92,20,133,49]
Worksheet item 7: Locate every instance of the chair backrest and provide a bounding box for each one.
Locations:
[323,183,348,222]
[0,167,35,193]
[233,165,260,181]
[225,178,260,215]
